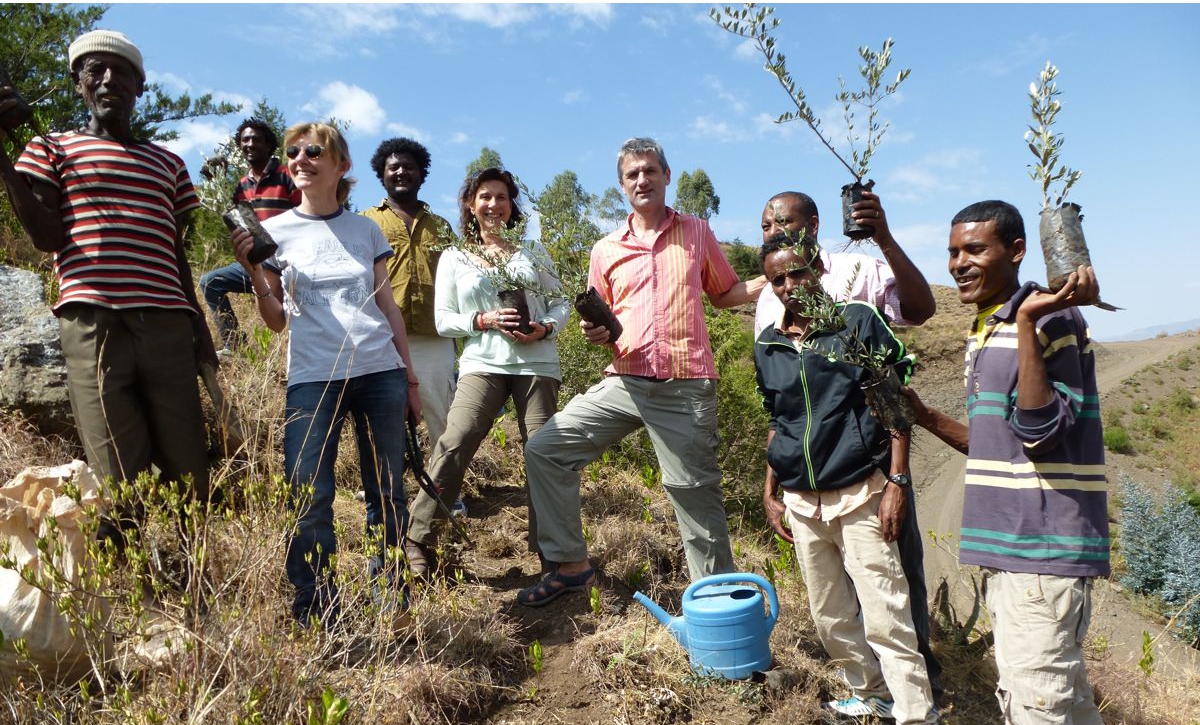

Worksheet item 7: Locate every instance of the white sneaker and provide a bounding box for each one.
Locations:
[216,347,234,358]
[823,695,894,719]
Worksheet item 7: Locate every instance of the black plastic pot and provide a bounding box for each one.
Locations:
[497,288,534,334]
[0,63,34,133]
[860,367,916,432]
[1038,203,1092,292]
[222,202,278,265]
[841,179,876,241]
[573,286,623,343]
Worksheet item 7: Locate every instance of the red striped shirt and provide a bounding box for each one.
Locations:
[16,132,200,312]
[589,209,740,379]
[234,156,300,220]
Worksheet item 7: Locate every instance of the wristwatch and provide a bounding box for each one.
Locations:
[887,473,912,488]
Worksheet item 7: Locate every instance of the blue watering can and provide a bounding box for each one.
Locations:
[633,572,779,680]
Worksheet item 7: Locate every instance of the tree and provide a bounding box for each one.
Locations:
[0,4,240,155]
[465,147,504,177]
[1,4,241,240]
[595,186,627,232]
[674,168,720,219]
[535,170,600,292]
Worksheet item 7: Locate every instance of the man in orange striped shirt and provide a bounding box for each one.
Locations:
[518,137,766,607]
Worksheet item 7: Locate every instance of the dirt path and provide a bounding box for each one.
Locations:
[911,331,1200,674]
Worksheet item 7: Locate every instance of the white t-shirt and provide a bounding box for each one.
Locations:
[263,208,405,386]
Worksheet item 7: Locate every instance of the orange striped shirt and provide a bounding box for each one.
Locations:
[588,209,740,379]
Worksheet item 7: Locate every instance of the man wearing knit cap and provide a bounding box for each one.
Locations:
[0,29,213,543]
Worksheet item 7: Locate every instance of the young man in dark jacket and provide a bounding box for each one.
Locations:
[755,232,935,725]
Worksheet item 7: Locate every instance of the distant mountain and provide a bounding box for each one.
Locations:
[1099,319,1200,342]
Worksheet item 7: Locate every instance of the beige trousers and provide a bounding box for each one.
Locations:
[787,498,933,725]
[985,570,1103,725]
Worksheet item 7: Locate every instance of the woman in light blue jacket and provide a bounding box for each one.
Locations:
[404,167,568,576]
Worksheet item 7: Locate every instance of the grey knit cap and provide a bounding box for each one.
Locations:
[68,30,145,81]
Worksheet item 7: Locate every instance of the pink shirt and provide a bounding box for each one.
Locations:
[753,248,906,337]
[589,209,740,379]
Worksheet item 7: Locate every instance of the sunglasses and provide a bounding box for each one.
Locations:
[285,144,325,160]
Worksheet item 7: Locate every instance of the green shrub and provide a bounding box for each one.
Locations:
[1104,426,1134,454]
[1118,476,1200,647]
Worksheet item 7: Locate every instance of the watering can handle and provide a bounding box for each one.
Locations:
[683,573,780,626]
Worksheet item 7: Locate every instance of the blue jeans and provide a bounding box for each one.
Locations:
[199,262,252,347]
[283,369,409,625]
[898,483,943,699]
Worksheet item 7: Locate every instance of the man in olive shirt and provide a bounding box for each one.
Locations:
[361,138,457,448]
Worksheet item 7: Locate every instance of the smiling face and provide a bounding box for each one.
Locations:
[764,246,824,317]
[472,179,512,235]
[382,152,423,202]
[947,220,1024,309]
[619,152,670,215]
[287,132,348,201]
[238,126,273,169]
[761,196,818,246]
[72,52,144,132]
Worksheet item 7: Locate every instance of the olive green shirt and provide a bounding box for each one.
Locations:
[361,201,456,337]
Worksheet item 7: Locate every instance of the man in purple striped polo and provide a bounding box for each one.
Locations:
[906,200,1106,725]
[0,30,212,543]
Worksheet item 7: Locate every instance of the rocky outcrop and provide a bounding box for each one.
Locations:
[0,264,72,433]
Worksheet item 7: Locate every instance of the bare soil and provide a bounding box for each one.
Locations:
[463,298,1200,725]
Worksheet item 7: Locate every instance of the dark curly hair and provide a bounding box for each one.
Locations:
[459,167,524,243]
[234,117,278,152]
[370,138,432,184]
[759,230,820,274]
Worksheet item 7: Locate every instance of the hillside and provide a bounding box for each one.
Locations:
[2,285,1198,724]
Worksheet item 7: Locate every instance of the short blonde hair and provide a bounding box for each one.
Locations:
[284,122,356,206]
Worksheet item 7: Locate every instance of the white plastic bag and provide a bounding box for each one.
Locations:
[0,460,110,680]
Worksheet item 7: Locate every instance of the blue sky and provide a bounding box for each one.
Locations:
[102,2,1198,340]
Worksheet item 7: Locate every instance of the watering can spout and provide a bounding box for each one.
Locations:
[633,591,688,647]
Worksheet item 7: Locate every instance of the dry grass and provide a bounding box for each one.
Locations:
[3,285,1199,724]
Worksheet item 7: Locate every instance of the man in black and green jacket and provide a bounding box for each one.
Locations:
[754,232,936,725]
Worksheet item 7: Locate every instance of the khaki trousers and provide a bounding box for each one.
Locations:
[524,376,734,578]
[408,373,559,549]
[406,334,458,448]
[58,305,209,502]
[787,498,933,725]
[985,570,1103,725]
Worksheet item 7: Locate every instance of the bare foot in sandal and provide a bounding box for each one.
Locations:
[516,562,595,607]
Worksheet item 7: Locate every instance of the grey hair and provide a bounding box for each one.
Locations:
[616,137,669,180]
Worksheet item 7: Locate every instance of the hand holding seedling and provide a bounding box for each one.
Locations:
[851,190,891,243]
[1018,264,1099,323]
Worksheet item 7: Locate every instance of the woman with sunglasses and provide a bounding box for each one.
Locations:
[229,122,420,627]
[403,167,568,577]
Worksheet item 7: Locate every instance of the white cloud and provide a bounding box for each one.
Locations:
[423,3,538,29]
[160,120,234,161]
[449,131,470,145]
[549,3,614,29]
[146,70,190,93]
[704,75,747,115]
[211,91,253,112]
[890,222,949,253]
[687,115,750,142]
[965,33,1055,78]
[734,38,759,61]
[303,82,386,135]
[384,121,429,144]
[563,89,585,105]
[885,148,984,202]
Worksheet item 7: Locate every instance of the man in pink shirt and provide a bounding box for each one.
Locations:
[518,138,766,606]
[753,190,935,336]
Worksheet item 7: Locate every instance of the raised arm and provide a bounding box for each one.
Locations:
[854,190,936,325]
